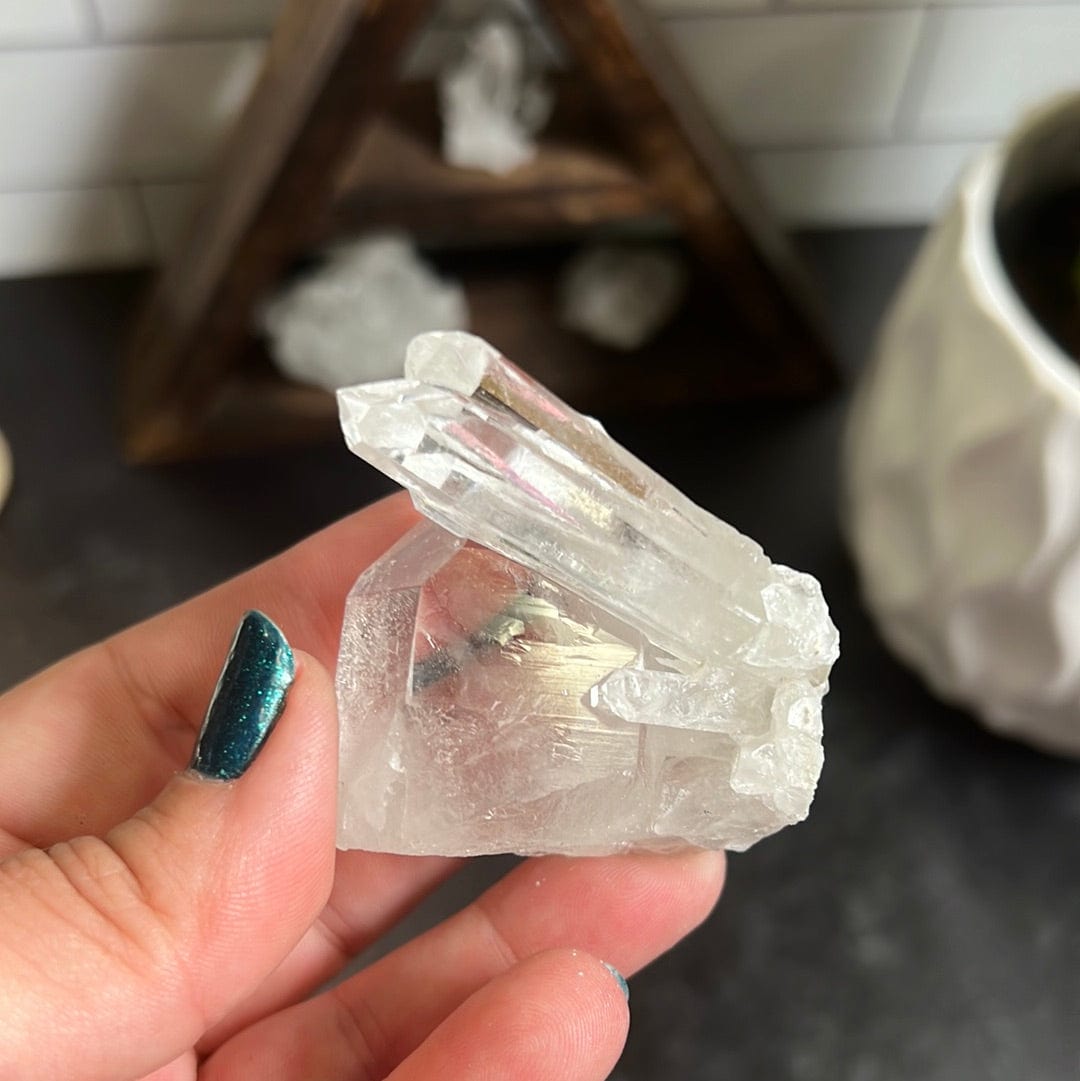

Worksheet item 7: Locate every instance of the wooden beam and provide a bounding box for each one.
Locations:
[122,0,438,459]
[541,0,834,385]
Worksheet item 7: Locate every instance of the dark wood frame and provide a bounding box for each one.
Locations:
[121,0,835,462]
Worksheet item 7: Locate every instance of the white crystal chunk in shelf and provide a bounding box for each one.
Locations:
[336,331,838,855]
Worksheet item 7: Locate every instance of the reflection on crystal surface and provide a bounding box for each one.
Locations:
[336,332,839,855]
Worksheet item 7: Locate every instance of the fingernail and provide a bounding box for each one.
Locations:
[602,962,630,1001]
[189,611,295,781]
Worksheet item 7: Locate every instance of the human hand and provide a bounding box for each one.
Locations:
[0,493,725,1081]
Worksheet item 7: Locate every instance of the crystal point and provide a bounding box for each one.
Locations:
[336,332,838,855]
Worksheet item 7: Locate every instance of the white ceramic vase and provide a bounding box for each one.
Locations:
[843,93,1080,758]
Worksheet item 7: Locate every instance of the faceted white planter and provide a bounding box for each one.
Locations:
[843,94,1080,758]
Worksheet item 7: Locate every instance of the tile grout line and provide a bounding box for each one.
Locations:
[747,138,990,157]
[0,31,270,55]
[123,179,159,262]
[730,130,997,153]
[0,137,995,203]
[81,0,104,43]
[0,173,206,198]
[662,1,1080,20]
[890,5,944,142]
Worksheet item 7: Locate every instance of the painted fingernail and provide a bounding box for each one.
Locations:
[602,962,630,1001]
[189,611,295,781]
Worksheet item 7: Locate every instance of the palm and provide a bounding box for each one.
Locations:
[0,495,723,1080]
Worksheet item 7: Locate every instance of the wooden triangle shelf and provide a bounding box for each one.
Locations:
[332,75,667,244]
[122,0,836,462]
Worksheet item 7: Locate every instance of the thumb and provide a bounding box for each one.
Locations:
[0,611,338,1081]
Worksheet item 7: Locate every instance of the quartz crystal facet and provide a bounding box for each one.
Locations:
[337,332,839,855]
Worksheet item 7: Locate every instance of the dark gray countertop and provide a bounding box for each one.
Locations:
[0,230,1076,1080]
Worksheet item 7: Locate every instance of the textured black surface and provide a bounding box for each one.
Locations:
[0,231,1076,1079]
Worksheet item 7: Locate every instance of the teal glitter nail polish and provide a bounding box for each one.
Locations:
[602,962,630,1001]
[189,611,295,781]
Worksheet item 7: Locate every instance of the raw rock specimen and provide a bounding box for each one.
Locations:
[260,234,467,392]
[438,17,552,176]
[337,332,838,855]
[559,244,689,351]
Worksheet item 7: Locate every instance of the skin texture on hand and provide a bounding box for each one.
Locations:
[0,493,725,1081]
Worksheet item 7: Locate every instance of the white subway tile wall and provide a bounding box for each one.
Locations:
[905,6,1080,139]
[665,12,924,145]
[749,142,988,226]
[0,1,92,47]
[0,43,265,189]
[0,188,147,276]
[0,0,1074,274]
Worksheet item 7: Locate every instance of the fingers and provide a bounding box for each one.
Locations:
[204,949,629,1081]
[0,626,338,1081]
[0,491,419,849]
[204,848,725,1080]
[196,850,460,1051]
[134,1054,197,1081]
[0,493,468,1058]
[385,949,630,1081]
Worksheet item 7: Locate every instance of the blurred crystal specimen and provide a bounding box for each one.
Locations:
[559,244,689,351]
[336,332,838,855]
[439,17,552,175]
[259,234,467,392]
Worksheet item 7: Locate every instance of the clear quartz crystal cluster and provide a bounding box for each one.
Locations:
[336,332,838,856]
